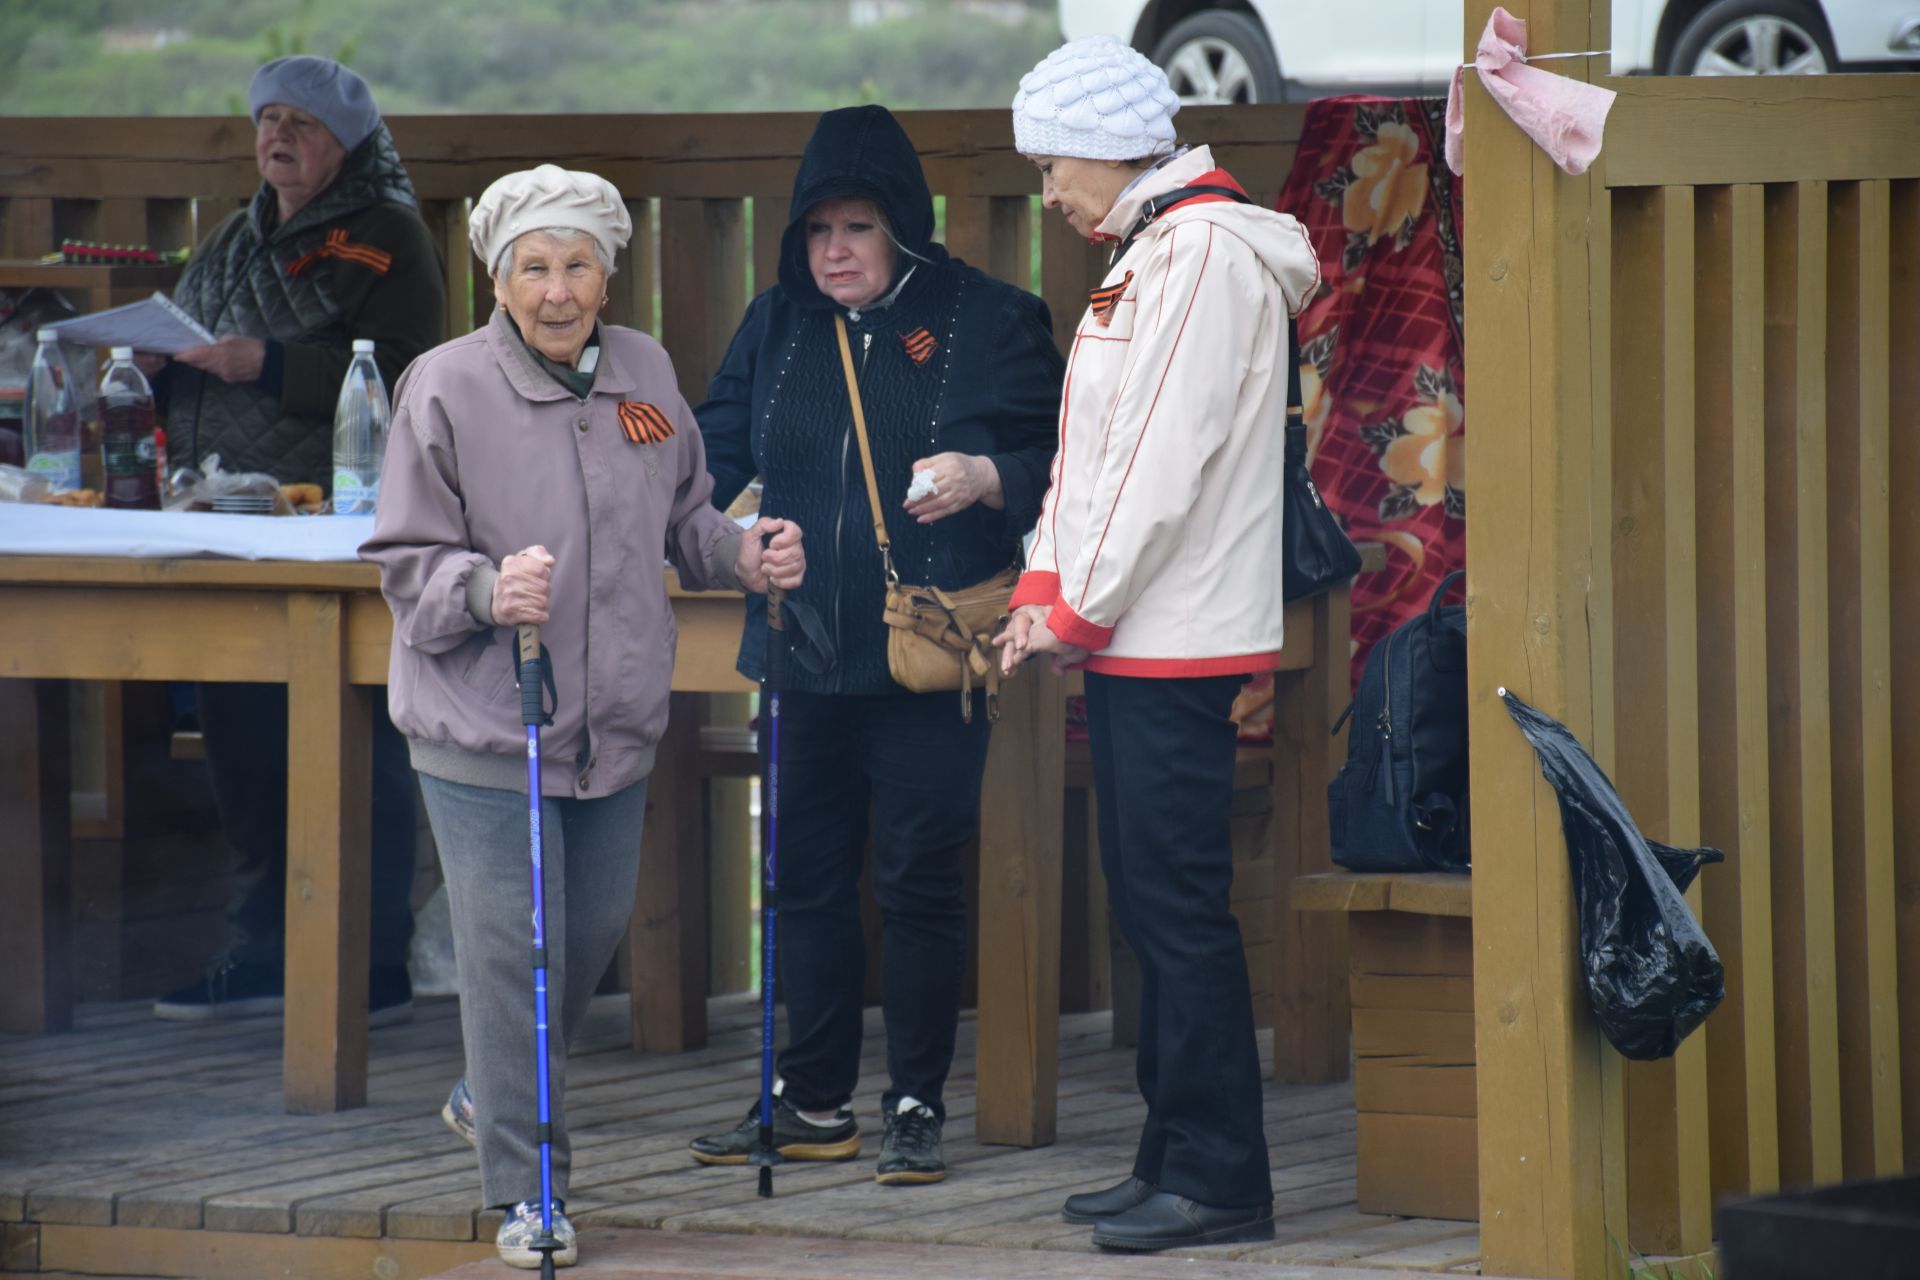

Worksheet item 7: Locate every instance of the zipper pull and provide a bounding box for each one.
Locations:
[1378,715,1396,804]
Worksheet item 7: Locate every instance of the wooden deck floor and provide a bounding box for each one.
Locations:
[0,994,1485,1279]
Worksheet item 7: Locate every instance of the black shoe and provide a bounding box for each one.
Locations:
[154,957,284,1022]
[1062,1175,1157,1223]
[155,958,415,1026]
[688,1095,861,1165]
[1091,1191,1275,1252]
[875,1100,945,1185]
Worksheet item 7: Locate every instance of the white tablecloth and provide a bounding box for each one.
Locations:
[0,505,375,562]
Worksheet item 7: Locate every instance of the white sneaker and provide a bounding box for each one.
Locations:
[495,1199,578,1270]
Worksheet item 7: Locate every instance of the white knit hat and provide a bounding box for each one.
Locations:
[469,165,632,275]
[1011,36,1181,161]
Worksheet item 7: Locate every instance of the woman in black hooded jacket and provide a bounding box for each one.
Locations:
[690,104,1062,1185]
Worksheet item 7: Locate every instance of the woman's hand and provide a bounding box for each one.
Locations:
[904,452,1003,524]
[492,546,554,625]
[737,517,805,595]
[173,337,266,384]
[993,603,1090,676]
[132,352,168,378]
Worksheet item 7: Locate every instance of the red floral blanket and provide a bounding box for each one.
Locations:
[1276,96,1467,690]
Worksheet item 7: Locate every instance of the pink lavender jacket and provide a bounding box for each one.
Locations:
[362,309,744,799]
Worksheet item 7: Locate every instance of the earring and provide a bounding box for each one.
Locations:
[599,296,608,309]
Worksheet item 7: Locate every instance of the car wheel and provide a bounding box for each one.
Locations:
[1149,10,1285,105]
[1668,0,1836,75]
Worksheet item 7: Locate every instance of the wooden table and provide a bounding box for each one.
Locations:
[0,555,1069,1133]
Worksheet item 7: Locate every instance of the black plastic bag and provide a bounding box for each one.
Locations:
[1500,689,1725,1060]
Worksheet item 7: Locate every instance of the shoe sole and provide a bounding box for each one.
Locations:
[441,1101,477,1148]
[497,1243,578,1269]
[1091,1216,1275,1252]
[153,999,412,1027]
[153,996,285,1023]
[875,1167,947,1186]
[688,1133,862,1165]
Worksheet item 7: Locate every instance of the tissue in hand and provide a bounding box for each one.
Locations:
[907,469,939,502]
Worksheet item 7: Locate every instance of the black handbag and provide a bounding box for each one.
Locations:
[1281,333,1362,602]
[1328,570,1470,872]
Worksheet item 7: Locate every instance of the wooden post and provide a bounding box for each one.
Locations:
[631,690,708,1052]
[0,679,73,1035]
[1462,0,1625,1273]
[1889,179,1920,1172]
[283,593,371,1113]
[1761,180,1845,1189]
[1609,186,1713,1256]
[1694,183,1783,1201]
[974,666,1064,1147]
[1269,585,1351,1083]
[1822,179,1903,1178]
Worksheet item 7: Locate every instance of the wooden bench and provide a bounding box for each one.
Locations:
[1293,870,1476,1222]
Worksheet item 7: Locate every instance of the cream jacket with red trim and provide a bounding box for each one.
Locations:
[1009,146,1320,677]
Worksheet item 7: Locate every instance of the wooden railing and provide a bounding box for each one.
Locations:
[0,107,1309,398]
[1465,0,1920,1273]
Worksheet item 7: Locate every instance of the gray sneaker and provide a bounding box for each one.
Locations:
[875,1098,945,1185]
[442,1077,476,1147]
[495,1198,576,1270]
[687,1095,861,1165]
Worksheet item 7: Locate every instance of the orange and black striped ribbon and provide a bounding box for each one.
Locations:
[901,327,939,366]
[284,228,394,277]
[1088,271,1133,326]
[617,401,676,445]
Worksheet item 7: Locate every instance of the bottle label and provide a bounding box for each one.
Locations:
[27,452,81,493]
[333,469,376,515]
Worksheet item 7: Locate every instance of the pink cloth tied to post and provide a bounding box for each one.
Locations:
[1445,6,1616,176]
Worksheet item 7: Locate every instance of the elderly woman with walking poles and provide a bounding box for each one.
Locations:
[362,164,804,1271]
[685,104,1064,1187]
[996,36,1322,1252]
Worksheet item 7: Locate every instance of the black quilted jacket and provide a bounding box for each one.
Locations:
[164,125,445,489]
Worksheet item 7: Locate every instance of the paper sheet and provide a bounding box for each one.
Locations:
[46,292,215,355]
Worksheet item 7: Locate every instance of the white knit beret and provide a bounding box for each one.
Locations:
[1011,36,1181,161]
[469,165,632,275]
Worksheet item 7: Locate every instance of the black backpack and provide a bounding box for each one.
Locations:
[1328,570,1469,872]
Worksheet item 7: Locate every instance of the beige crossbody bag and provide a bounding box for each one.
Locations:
[833,315,1017,723]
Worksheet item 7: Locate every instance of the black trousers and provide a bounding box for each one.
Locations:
[1084,671,1272,1208]
[768,689,991,1121]
[196,682,418,971]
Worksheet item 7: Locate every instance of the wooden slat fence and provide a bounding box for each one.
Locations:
[1465,0,1920,1273]
[0,108,1309,395]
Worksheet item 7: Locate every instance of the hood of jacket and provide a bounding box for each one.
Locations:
[1095,145,1319,314]
[777,105,943,309]
[247,122,419,244]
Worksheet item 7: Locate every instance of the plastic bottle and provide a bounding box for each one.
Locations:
[25,329,82,494]
[99,346,160,510]
[331,339,389,515]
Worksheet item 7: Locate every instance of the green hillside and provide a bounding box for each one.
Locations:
[0,0,1062,115]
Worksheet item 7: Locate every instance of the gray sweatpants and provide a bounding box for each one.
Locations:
[417,771,648,1208]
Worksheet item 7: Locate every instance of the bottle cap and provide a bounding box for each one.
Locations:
[352,339,375,354]
[36,328,58,342]
[110,346,134,361]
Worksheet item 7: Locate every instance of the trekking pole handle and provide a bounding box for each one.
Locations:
[517,623,545,727]
[767,583,786,632]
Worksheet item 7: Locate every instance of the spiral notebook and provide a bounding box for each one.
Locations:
[46,292,215,355]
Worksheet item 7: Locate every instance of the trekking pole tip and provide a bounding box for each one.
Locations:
[758,1165,773,1197]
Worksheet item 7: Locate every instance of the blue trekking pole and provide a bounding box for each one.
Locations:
[751,585,787,1197]
[515,623,562,1279]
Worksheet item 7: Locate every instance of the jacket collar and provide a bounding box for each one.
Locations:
[486,308,637,402]
[1093,145,1218,242]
